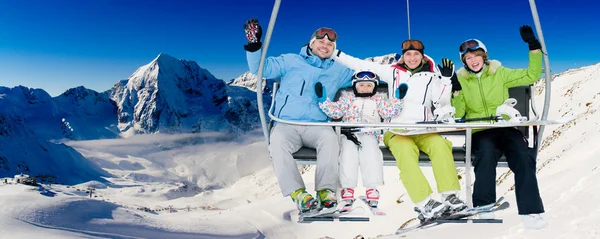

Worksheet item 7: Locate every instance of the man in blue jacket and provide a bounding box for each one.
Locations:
[244,18,354,213]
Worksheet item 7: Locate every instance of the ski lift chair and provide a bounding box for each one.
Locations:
[286,84,536,168]
[256,0,551,210]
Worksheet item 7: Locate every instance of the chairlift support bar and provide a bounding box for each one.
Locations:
[256,0,281,144]
[528,0,552,149]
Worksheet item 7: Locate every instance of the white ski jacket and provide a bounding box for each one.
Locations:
[333,52,452,123]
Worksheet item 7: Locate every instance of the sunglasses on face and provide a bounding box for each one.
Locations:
[313,27,338,42]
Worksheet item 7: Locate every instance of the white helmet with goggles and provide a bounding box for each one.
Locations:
[458,39,488,60]
[352,70,379,97]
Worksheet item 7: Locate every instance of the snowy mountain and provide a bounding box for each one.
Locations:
[109,53,265,136]
[54,86,120,140]
[0,86,63,139]
[0,86,116,184]
[0,85,119,140]
[109,53,229,134]
[225,72,275,131]
[0,53,272,186]
[0,112,110,184]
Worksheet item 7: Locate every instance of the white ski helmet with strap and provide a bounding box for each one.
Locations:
[352,70,379,97]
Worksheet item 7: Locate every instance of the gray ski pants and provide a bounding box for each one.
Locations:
[268,123,340,196]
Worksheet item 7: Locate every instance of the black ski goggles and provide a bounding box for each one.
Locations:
[312,27,338,42]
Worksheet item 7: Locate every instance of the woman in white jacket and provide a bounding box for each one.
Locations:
[333,39,466,220]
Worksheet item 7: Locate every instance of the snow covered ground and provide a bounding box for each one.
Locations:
[1,63,600,239]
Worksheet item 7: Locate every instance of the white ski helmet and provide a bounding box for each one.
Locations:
[458,39,488,61]
[352,70,379,97]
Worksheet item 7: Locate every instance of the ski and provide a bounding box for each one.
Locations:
[338,198,357,213]
[435,201,510,223]
[358,196,386,216]
[394,197,508,235]
[298,204,369,222]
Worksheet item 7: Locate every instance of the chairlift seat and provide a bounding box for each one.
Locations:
[290,83,533,167]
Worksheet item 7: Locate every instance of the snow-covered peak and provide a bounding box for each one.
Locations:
[54,86,118,140]
[110,53,232,134]
[59,86,108,103]
[153,52,180,66]
[365,53,401,65]
[0,85,54,107]
[229,72,263,92]
[0,86,62,138]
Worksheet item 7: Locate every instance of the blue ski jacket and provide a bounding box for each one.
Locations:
[246,45,354,123]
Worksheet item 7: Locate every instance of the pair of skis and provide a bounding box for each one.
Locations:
[298,196,386,222]
[395,196,509,235]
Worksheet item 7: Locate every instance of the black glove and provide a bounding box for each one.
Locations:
[437,58,455,78]
[519,25,541,51]
[243,18,263,52]
[450,74,461,91]
[315,82,326,103]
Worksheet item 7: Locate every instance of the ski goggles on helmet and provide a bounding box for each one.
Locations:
[459,39,481,54]
[354,71,377,80]
[353,71,379,82]
[312,27,338,42]
[401,39,424,52]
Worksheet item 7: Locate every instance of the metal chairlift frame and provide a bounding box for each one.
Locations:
[253,0,552,207]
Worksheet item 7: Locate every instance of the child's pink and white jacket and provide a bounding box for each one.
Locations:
[318,91,402,136]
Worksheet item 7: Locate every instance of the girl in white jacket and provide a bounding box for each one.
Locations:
[316,71,402,210]
[332,40,467,220]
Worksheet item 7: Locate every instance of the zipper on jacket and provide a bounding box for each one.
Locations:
[277,95,289,117]
[299,80,306,96]
[476,76,491,121]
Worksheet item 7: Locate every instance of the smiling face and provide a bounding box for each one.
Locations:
[310,38,335,59]
[355,81,375,94]
[402,50,424,69]
[463,50,486,72]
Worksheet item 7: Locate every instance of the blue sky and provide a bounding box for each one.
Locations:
[0,0,597,96]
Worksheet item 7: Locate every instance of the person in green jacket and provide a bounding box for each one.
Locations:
[451,25,548,230]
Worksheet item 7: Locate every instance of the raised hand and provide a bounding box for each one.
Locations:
[519,25,541,50]
[244,18,262,43]
[395,83,408,100]
[437,58,455,78]
[243,18,263,52]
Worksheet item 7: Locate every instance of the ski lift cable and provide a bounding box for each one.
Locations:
[406,0,411,39]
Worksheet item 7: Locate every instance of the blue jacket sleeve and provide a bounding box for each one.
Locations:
[246,48,286,79]
[339,67,355,88]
